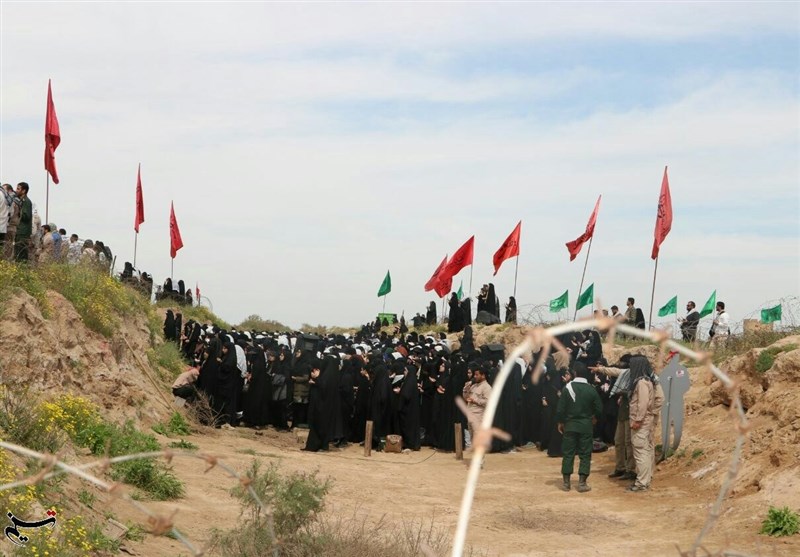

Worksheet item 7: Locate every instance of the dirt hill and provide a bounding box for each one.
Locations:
[1,295,799,556]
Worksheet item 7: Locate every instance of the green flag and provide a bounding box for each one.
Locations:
[549,290,568,312]
[658,295,678,317]
[456,281,463,301]
[576,283,594,311]
[761,304,782,324]
[377,270,391,297]
[699,290,716,318]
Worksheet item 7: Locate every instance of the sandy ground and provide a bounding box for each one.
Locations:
[110,421,800,557]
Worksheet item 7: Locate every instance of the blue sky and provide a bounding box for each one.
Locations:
[1,2,798,330]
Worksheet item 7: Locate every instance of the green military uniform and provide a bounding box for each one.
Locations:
[556,378,602,477]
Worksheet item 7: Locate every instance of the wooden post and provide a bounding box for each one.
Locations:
[363,420,373,457]
[454,423,463,460]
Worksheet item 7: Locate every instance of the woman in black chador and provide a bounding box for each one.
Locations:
[304,356,341,451]
[486,284,499,318]
[163,310,176,341]
[433,360,456,451]
[447,293,465,333]
[242,346,270,429]
[398,363,421,450]
[216,341,239,427]
[426,301,437,325]
[197,337,221,425]
[505,296,517,324]
[350,356,371,443]
[369,362,392,450]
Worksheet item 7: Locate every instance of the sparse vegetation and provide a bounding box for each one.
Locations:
[0,386,64,454]
[755,343,798,373]
[78,488,96,508]
[169,439,198,451]
[691,449,704,459]
[0,260,50,315]
[147,341,187,382]
[39,394,184,500]
[152,412,192,437]
[760,506,800,537]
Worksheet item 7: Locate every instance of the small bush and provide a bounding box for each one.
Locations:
[691,449,704,459]
[760,506,800,537]
[147,342,187,382]
[755,343,798,373]
[39,394,184,500]
[152,412,192,437]
[78,488,96,508]
[37,263,150,337]
[0,260,50,315]
[0,386,64,453]
[168,439,198,451]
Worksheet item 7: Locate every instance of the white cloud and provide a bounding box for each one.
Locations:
[0,2,797,328]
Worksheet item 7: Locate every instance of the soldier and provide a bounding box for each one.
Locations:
[556,362,602,492]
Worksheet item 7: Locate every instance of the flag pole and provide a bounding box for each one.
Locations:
[512,255,519,299]
[572,237,593,321]
[647,256,659,330]
[468,265,473,298]
[133,232,138,269]
[171,258,174,282]
[382,294,387,313]
[45,173,50,224]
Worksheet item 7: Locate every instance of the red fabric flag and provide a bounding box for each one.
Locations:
[433,272,452,299]
[44,79,61,184]
[169,202,184,258]
[651,166,673,259]
[493,221,521,275]
[444,235,474,278]
[134,164,145,233]
[424,255,449,292]
[565,195,601,261]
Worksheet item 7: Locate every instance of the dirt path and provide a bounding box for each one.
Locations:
[111,424,799,557]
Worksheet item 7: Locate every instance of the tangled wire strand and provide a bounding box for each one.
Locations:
[0,314,750,557]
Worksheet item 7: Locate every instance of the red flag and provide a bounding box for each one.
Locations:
[134,164,145,233]
[444,235,474,278]
[44,79,61,184]
[433,272,452,299]
[493,221,521,275]
[424,255,449,292]
[651,167,672,259]
[169,202,184,258]
[566,195,601,261]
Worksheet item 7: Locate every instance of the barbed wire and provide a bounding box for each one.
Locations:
[450,315,750,557]
[0,314,758,556]
[0,443,277,557]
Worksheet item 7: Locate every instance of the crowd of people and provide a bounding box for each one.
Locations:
[166,307,683,493]
[1,181,115,268]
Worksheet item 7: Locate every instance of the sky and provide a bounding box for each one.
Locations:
[1,2,798,330]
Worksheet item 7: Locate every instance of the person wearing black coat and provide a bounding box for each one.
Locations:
[304,357,331,451]
[433,360,456,451]
[520,359,543,446]
[338,356,356,445]
[447,293,465,333]
[491,358,523,452]
[163,310,176,341]
[426,301,437,325]
[369,362,392,450]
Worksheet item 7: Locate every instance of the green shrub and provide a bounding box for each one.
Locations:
[147,341,186,382]
[168,439,198,451]
[755,344,798,373]
[37,263,150,337]
[0,260,50,315]
[39,395,184,500]
[152,412,192,438]
[0,386,63,453]
[760,506,800,537]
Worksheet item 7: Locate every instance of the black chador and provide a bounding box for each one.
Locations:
[520,361,542,445]
[398,364,421,450]
[163,310,176,341]
[242,347,270,428]
[369,363,392,449]
[433,361,456,451]
[338,357,356,443]
[350,358,371,442]
[426,302,437,325]
[216,341,239,426]
[304,356,340,451]
[447,293,465,333]
[197,338,221,424]
[491,359,522,452]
